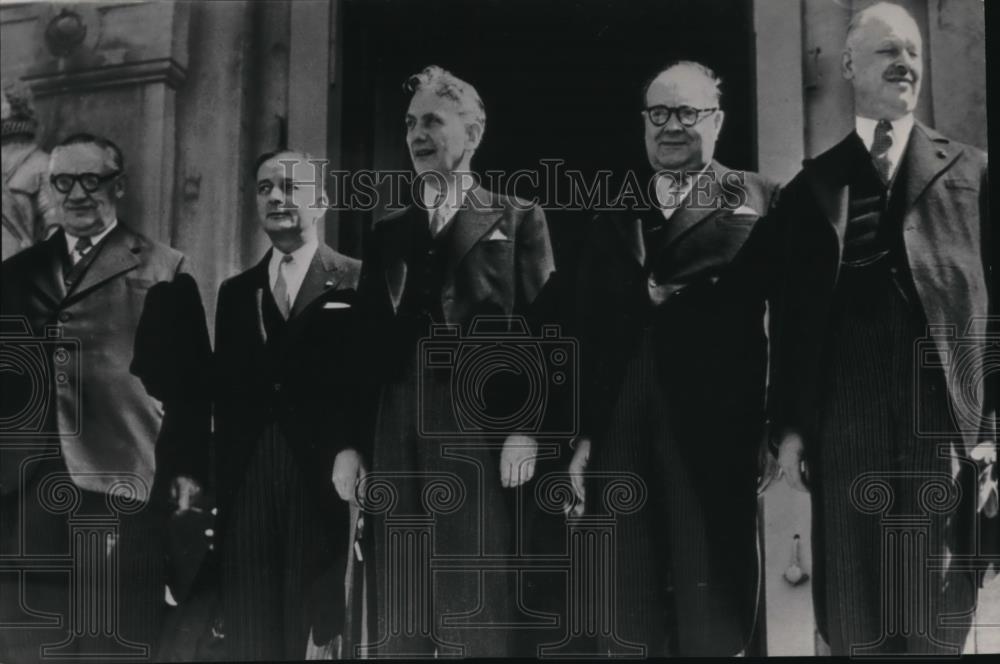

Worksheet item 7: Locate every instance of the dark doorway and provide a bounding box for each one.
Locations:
[339,0,756,270]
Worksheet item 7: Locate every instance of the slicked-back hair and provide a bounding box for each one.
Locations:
[52,132,125,173]
[640,60,723,109]
[253,149,320,176]
[404,64,486,132]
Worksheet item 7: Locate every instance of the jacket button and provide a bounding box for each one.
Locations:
[273,382,282,393]
[58,312,71,322]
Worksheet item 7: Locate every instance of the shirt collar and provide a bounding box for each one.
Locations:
[855,114,914,152]
[270,237,318,270]
[654,162,711,210]
[64,218,118,255]
[421,175,472,216]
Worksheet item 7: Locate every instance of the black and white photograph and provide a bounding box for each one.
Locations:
[0,0,995,660]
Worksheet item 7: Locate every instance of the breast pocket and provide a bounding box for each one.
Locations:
[460,239,515,312]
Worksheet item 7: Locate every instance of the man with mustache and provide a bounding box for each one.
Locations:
[212,149,361,659]
[770,2,994,655]
[569,61,778,656]
[0,133,212,659]
[353,65,554,657]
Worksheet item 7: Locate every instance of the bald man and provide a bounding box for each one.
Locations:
[770,2,993,655]
[570,60,778,656]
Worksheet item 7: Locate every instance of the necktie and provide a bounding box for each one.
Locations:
[429,206,449,237]
[871,119,894,184]
[72,236,93,265]
[273,253,293,319]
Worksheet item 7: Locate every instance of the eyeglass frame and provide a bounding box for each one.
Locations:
[49,171,122,195]
[641,105,718,128]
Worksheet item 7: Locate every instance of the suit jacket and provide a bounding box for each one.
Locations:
[355,185,555,388]
[213,243,362,516]
[577,161,780,442]
[575,161,778,655]
[768,122,993,454]
[0,223,212,501]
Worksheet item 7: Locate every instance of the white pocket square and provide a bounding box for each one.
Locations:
[323,301,351,310]
[486,228,509,241]
[731,205,760,216]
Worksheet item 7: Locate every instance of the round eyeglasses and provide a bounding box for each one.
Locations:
[49,171,121,194]
[642,105,718,128]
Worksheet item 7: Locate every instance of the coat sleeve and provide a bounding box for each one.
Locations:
[130,255,213,487]
[514,204,556,315]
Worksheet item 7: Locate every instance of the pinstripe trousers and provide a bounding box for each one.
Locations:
[219,425,339,661]
[810,260,976,655]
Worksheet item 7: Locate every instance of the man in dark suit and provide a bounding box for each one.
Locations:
[771,2,994,655]
[0,133,211,660]
[568,61,778,657]
[213,149,362,660]
[354,65,555,657]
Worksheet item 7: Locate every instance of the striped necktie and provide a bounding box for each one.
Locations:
[871,119,894,184]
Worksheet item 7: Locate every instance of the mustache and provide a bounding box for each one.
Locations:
[884,63,916,82]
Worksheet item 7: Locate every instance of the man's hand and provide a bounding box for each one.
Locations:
[332,448,367,505]
[971,441,998,518]
[169,475,203,515]
[777,430,809,493]
[500,434,538,488]
[567,437,591,516]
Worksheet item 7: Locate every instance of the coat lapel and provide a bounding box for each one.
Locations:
[657,161,728,251]
[803,134,856,252]
[380,208,420,314]
[65,224,140,302]
[290,244,343,319]
[901,123,959,214]
[448,186,504,269]
[612,215,646,266]
[33,230,69,307]
[251,250,272,344]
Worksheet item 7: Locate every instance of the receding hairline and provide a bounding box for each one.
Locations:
[846,2,920,50]
[49,135,123,174]
[645,62,722,105]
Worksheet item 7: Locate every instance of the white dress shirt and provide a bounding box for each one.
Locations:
[855,114,914,181]
[654,163,711,220]
[268,239,318,308]
[64,219,118,264]
[422,176,473,235]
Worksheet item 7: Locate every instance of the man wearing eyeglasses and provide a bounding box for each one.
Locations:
[0,133,212,659]
[569,61,778,656]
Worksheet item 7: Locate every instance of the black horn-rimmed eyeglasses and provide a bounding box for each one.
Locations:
[49,171,121,194]
[642,105,717,128]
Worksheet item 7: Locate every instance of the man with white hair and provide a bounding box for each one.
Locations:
[353,65,555,656]
[770,2,993,655]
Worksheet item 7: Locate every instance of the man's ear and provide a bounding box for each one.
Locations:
[466,121,484,151]
[112,173,127,200]
[713,110,725,136]
[842,49,854,80]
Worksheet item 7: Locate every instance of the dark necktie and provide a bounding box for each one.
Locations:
[72,236,93,264]
[273,253,293,319]
[871,119,894,184]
